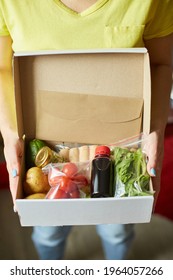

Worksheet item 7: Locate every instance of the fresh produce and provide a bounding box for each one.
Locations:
[24,167,50,195]
[72,174,90,196]
[69,189,80,198]
[59,177,77,193]
[72,174,88,187]
[27,139,46,167]
[62,162,78,178]
[59,177,80,198]
[24,142,97,199]
[46,162,90,199]
[46,187,70,199]
[48,167,64,187]
[113,147,152,197]
[55,189,70,199]
[25,193,46,199]
[46,177,80,199]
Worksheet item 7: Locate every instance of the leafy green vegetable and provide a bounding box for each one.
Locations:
[113,147,153,197]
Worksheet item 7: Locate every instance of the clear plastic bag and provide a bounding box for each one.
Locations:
[42,161,91,199]
[110,134,154,197]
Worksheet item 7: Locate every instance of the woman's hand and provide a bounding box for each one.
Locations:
[3,133,24,207]
[143,130,165,209]
[0,35,23,208]
[144,34,172,209]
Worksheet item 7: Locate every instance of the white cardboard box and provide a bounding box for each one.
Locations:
[14,48,154,226]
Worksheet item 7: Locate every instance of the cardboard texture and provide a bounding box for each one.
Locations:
[36,91,143,144]
[14,49,153,226]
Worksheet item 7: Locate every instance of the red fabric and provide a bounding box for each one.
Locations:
[154,124,173,220]
[0,124,173,220]
[0,161,9,189]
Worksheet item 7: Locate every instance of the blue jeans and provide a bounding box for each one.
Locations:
[32,224,134,260]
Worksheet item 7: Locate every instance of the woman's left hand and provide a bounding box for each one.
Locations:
[143,130,165,209]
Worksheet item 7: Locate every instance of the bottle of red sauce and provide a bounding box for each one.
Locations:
[91,145,113,198]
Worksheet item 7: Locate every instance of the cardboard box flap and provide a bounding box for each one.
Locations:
[13,49,150,144]
[34,91,143,144]
[37,91,143,123]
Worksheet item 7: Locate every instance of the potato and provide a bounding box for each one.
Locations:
[24,167,50,195]
[25,193,46,199]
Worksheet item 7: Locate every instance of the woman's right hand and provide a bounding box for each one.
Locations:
[0,35,22,208]
[3,133,24,208]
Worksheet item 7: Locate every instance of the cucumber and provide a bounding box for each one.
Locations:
[27,139,46,167]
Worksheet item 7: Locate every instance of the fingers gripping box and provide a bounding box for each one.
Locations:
[14,49,154,226]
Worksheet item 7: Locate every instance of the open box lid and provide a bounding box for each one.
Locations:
[13,48,151,144]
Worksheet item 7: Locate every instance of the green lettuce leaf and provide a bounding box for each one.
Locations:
[113,146,153,197]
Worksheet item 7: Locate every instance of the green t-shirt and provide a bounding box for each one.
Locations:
[0,0,173,51]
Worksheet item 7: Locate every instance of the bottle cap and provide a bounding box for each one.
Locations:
[95,145,110,157]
